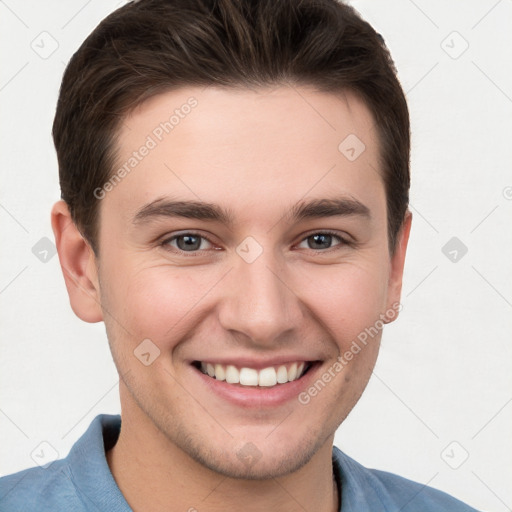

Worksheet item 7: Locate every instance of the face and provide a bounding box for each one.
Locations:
[88,85,409,478]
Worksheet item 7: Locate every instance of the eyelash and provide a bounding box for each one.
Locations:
[160,230,352,256]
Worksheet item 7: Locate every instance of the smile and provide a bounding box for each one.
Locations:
[196,361,311,387]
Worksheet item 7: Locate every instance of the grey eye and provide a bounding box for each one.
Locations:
[298,233,343,251]
[165,233,213,252]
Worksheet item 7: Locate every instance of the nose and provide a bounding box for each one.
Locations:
[217,248,304,347]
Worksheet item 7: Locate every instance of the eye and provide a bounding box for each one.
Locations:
[161,232,215,253]
[160,230,350,256]
[297,231,348,251]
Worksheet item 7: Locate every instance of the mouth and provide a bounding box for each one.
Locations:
[192,359,316,388]
[190,359,321,408]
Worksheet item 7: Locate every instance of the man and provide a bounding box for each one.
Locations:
[0,0,480,510]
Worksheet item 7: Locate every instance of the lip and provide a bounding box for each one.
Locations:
[191,360,322,408]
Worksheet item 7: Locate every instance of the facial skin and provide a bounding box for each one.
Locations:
[52,85,411,512]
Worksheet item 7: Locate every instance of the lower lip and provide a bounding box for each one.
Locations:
[193,363,320,408]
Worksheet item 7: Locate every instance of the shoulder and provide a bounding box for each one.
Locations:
[0,459,83,511]
[332,446,480,511]
[0,414,125,512]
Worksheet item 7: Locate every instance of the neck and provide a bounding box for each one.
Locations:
[106,387,339,512]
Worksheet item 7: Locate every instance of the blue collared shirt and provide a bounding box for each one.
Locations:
[0,414,479,511]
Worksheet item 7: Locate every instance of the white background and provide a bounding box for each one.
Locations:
[1,1,511,511]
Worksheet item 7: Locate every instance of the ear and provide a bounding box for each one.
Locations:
[384,210,412,322]
[51,200,103,323]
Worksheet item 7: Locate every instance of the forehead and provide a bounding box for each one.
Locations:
[107,85,383,228]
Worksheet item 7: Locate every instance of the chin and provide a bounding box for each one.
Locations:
[173,426,328,480]
[193,446,316,480]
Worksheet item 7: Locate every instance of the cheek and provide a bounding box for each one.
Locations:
[104,261,223,349]
[101,247,390,358]
[299,261,389,348]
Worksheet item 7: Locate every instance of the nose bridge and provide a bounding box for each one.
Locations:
[218,244,301,344]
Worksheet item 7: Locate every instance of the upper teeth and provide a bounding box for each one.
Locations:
[200,362,306,387]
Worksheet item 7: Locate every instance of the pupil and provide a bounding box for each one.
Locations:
[178,235,200,251]
[310,234,331,250]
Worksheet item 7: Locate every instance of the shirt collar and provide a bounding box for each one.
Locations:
[65,414,131,511]
[67,414,379,512]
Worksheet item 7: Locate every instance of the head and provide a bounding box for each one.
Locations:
[52,0,412,479]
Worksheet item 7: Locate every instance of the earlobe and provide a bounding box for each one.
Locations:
[385,210,412,322]
[51,200,103,323]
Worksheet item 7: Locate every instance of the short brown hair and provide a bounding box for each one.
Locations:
[53,0,410,254]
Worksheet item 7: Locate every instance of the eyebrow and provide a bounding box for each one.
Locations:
[132,196,371,226]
